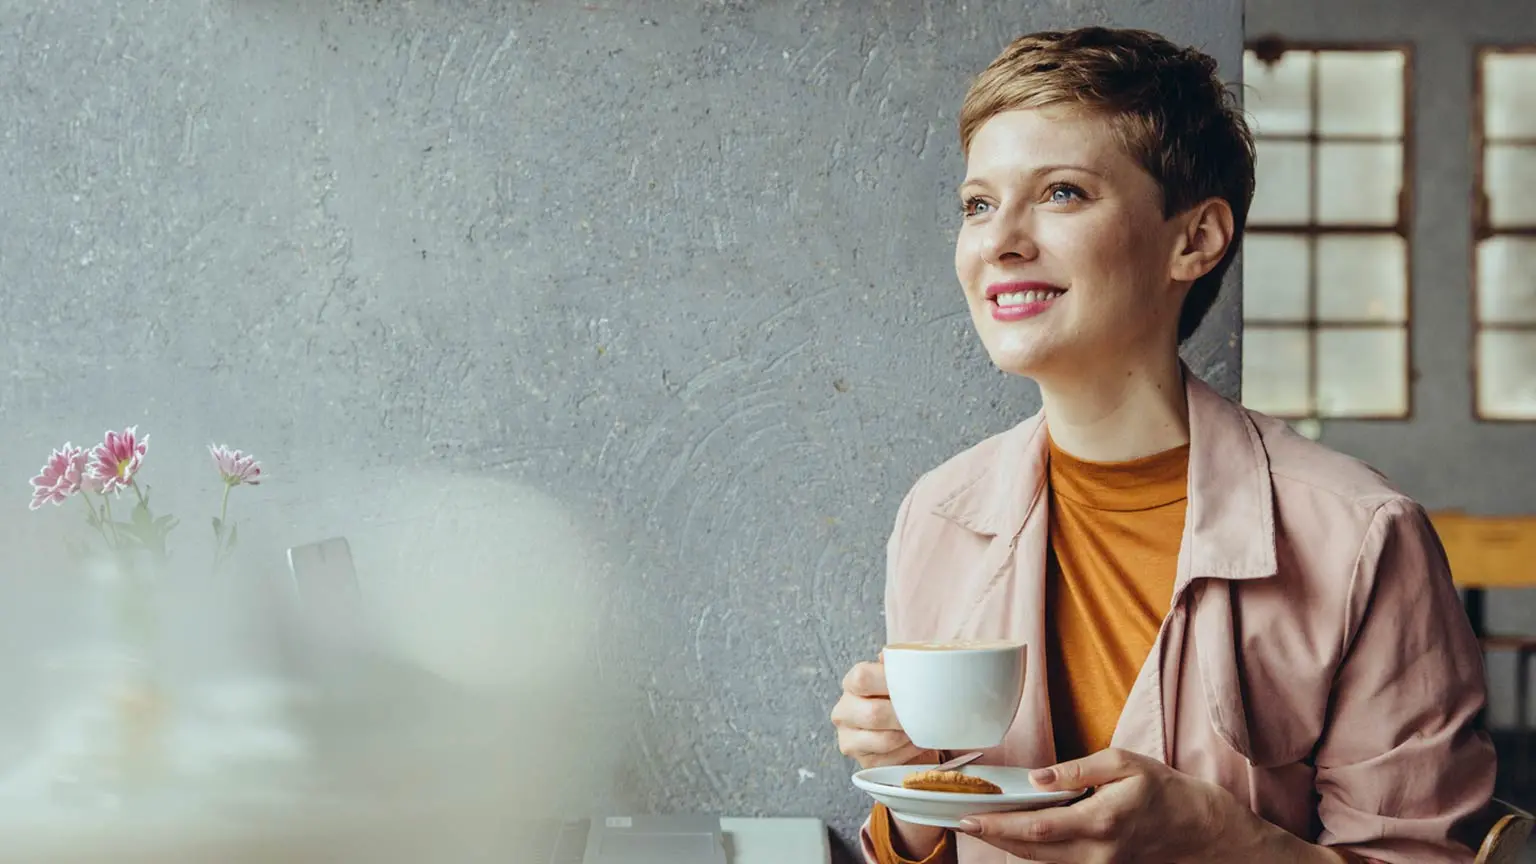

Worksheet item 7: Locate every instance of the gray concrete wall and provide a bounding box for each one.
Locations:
[0,0,1240,851]
[1245,0,1536,729]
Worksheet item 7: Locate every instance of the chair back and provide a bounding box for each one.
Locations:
[1475,799,1535,864]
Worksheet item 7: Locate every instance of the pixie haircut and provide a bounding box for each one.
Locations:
[959,27,1256,344]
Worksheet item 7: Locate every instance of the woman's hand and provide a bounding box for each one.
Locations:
[956,748,1322,864]
[830,658,933,769]
[832,658,951,860]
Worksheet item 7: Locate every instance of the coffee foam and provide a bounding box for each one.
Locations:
[885,639,1021,652]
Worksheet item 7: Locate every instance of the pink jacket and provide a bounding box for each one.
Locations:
[862,370,1496,863]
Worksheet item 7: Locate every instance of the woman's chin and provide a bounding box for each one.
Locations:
[983,346,1052,379]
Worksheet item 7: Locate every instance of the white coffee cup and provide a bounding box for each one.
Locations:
[882,640,1026,751]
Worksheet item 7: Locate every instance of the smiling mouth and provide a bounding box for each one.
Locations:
[992,288,1064,308]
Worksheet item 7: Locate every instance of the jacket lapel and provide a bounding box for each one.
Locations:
[1112,370,1282,764]
[931,415,1055,767]
[1178,372,1280,760]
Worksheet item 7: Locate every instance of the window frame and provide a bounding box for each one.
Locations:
[1471,44,1536,422]
[1242,36,1417,421]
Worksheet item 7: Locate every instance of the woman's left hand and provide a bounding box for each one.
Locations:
[956,748,1260,863]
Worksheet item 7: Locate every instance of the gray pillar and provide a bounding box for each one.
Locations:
[0,0,1241,851]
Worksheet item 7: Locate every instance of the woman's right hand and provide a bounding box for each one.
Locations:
[831,658,933,769]
[833,658,951,860]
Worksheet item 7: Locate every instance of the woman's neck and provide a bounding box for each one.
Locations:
[1037,350,1190,463]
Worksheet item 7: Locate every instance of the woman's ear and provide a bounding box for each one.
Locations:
[1169,198,1235,284]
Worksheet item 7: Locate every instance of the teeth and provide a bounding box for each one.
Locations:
[995,289,1060,307]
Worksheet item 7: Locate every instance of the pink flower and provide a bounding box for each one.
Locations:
[28,444,88,510]
[88,427,149,495]
[209,444,262,487]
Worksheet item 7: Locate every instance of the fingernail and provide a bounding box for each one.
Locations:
[1032,767,1056,785]
[957,818,981,835]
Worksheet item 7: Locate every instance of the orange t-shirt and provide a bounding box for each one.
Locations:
[1044,436,1188,761]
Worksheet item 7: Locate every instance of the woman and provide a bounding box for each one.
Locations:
[830,26,1496,864]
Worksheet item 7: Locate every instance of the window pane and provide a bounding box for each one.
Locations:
[1316,234,1408,322]
[1317,50,1405,137]
[1478,330,1536,419]
[1251,140,1312,225]
[1477,237,1536,325]
[1243,326,1312,416]
[1317,142,1402,225]
[1484,52,1536,141]
[1242,234,1310,322]
[1244,50,1313,136]
[1316,327,1408,417]
[1485,144,1536,227]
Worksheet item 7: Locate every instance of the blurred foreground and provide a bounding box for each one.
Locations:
[0,468,628,862]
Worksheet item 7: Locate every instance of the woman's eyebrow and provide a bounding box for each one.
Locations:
[959,163,1108,196]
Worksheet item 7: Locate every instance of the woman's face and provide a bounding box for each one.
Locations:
[954,106,1191,383]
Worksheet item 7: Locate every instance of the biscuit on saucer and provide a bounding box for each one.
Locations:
[900,769,1003,795]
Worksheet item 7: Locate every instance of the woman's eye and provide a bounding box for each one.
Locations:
[1046,184,1086,204]
[961,197,992,217]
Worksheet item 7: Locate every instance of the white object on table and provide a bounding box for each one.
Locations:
[720,817,830,864]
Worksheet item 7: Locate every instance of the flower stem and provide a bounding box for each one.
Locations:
[101,494,122,549]
[80,491,113,545]
[212,482,233,571]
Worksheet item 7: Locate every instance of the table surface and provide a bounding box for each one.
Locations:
[1431,511,1536,589]
[1,815,831,863]
[721,817,831,864]
[0,665,834,863]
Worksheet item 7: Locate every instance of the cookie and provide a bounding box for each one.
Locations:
[901,769,1003,795]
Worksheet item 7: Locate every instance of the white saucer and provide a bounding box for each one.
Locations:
[852,764,1084,828]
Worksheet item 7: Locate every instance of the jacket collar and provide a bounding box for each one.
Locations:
[930,366,1277,583]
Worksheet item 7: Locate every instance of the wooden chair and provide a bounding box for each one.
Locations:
[1430,511,1536,784]
[1480,634,1536,786]
[1473,798,1535,864]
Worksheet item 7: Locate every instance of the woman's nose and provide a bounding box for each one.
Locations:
[981,213,1039,263]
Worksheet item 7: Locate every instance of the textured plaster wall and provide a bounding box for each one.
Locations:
[0,0,1240,851]
[1245,0,1536,729]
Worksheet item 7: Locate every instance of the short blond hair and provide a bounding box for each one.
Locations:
[960,27,1256,344]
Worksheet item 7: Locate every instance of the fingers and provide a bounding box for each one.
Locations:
[830,690,904,731]
[1032,747,1147,790]
[838,730,923,766]
[840,660,888,698]
[954,833,1094,862]
[831,660,919,767]
[832,659,919,767]
[959,797,1114,845]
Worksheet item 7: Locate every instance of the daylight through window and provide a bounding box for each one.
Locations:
[1474,47,1536,420]
[1240,41,1412,421]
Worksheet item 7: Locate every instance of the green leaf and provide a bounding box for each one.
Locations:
[227,523,238,550]
[212,517,224,540]
[113,521,153,548]
[132,500,153,530]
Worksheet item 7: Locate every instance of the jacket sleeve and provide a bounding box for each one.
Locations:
[860,485,957,864]
[1313,498,1497,863]
[883,485,918,645]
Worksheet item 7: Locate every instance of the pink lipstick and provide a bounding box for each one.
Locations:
[986,281,1065,322]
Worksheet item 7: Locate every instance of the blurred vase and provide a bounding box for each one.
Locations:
[103,551,169,791]
[52,551,173,805]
